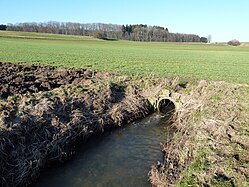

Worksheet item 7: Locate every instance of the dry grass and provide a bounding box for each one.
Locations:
[0,65,153,187]
[149,81,249,187]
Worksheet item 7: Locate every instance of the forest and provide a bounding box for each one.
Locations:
[3,22,208,43]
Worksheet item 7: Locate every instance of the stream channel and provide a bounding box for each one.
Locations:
[34,105,174,187]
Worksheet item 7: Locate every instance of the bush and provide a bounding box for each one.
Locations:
[228,39,241,46]
[94,31,107,39]
[200,37,208,43]
[0,24,7,30]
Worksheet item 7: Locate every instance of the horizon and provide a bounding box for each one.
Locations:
[1,0,248,42]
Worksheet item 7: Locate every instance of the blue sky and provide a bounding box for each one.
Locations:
[0,0,248,42]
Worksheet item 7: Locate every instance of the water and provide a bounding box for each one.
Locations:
[34,112,174,187]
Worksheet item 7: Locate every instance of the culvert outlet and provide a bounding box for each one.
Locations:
[157,99,175,114]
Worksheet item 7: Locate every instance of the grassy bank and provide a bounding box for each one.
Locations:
[0,31,249,83]
[149,80,249,186]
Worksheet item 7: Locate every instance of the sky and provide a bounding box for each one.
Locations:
[0,0,248,42]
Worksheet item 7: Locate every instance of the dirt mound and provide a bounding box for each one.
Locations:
[0,62,153,187]
[0,62,96,99]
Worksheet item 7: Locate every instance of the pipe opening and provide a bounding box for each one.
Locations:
[158,99,175,115]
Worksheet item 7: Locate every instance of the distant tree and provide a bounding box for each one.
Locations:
[95,31,106,39]
[153,25,165,30]
[207,34,212,43]
[0,24,7,30]
[127,25,132,35]
[121,25,126,35]
[200,37,208,43]
[5,21,204,43]
[228,39,241,46]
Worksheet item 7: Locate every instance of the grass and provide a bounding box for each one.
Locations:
[177,148,210,187]
[0,31,249,83]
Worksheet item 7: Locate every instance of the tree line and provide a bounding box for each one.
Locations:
[2,22,208,43]
[0,24,7,30]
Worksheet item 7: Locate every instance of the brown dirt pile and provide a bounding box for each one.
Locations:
[0,63,153,187]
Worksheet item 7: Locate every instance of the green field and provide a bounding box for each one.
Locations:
[0,31,249,83]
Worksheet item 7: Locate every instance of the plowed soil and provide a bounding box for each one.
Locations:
[0,62,98,99]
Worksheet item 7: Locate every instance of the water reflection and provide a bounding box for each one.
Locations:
[34,112,174,187]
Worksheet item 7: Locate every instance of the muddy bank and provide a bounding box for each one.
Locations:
[0,63,153,187]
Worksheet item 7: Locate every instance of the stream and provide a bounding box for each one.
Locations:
[34,110,174,187]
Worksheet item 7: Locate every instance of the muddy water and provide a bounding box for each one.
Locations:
[34,112,174,187]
